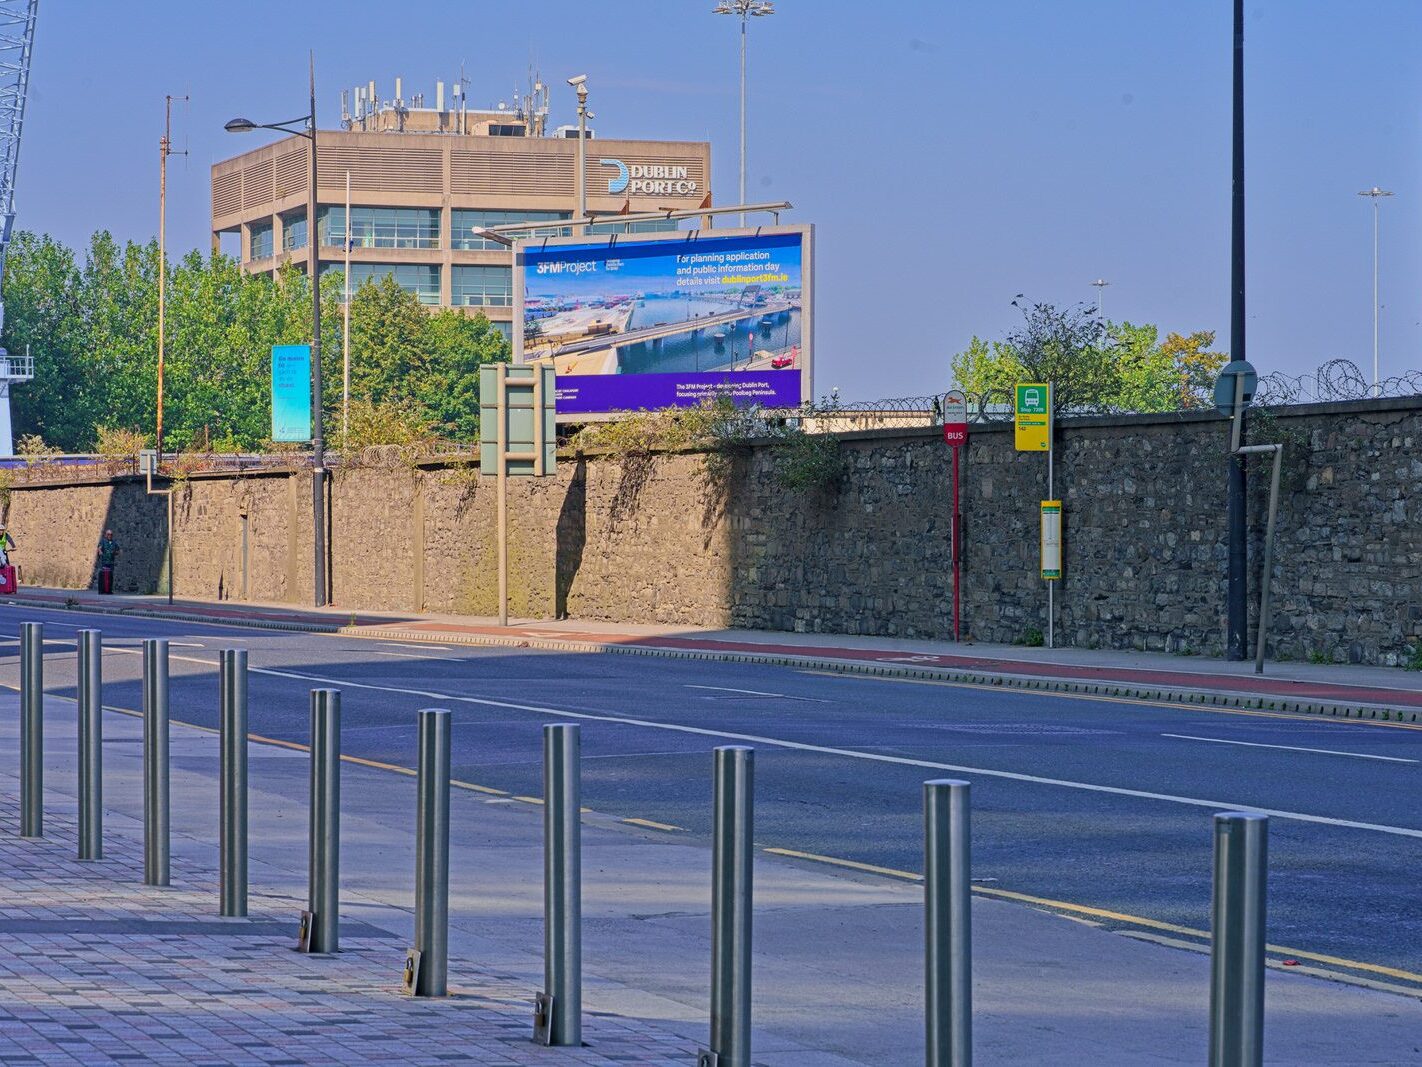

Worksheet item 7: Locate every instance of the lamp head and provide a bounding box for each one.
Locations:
[224,117,258,133]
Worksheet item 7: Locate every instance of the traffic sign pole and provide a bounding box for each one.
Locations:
[941,391,968,643]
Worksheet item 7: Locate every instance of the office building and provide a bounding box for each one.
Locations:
[211,75,712,336]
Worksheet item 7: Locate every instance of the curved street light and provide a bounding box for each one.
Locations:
[224,55,327,607]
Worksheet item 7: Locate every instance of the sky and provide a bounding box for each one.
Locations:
[15,1,1422,401]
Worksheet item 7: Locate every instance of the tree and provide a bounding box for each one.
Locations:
[1,231,511,452]
[950,300,1227,414]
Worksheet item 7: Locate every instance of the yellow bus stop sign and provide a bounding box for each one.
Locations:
[1015,382,1051,451]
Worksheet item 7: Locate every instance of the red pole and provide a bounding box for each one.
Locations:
[952,444,961,641]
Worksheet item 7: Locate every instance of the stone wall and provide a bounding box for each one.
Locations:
[5,397,1419,666]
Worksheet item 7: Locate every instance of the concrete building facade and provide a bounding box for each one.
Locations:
[211,82,712,336]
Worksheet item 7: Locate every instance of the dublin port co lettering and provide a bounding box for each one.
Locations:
[627,164,697,196]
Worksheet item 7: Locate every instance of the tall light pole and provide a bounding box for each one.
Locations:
[1358,186,1393,397]
[226,53,327,607]
[1091,278,1109,317]
[568,75,589,234]
[714,0,775,226]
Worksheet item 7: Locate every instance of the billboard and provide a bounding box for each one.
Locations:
[271,344,312,443]
[513,225,813,417]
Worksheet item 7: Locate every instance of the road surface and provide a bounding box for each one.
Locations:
[2,602,1419,988]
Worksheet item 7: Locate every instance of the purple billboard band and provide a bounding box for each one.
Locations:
[554,370,802,415]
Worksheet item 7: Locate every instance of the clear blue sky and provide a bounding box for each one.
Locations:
[18,1,1422,400]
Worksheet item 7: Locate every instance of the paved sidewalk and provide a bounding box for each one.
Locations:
[0,804,690,1062]
[7,586,1420,720]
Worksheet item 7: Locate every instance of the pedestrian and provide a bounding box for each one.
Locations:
[96,529,119,594]
[0,524,13,569]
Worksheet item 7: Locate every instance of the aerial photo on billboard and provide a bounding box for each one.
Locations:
[514,225,812,417]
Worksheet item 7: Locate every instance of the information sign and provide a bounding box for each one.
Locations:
[1015,383,1050,451]
[271,345,312,443]
[1040,500,1062,580]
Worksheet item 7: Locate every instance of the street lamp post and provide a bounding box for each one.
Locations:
[1091,278,1109,317]
[568,76,589,235]
[226,53,327,607]
[714,0,776,226]
[1357,187,1393,397]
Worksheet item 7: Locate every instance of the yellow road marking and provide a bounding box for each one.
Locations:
[802,671,1422,731]
[622,817,685,832]
[764,847,921,881]
[513,795,544,805]
[763,844,1422,986]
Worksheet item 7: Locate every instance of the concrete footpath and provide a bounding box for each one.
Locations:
[7,586,1420,721]
[2,675,1421,1063]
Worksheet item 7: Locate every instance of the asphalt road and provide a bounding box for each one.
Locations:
[2,603,1420,983]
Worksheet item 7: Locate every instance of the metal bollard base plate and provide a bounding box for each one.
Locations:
[696,1051,720,1067]
[297,911,314,953]
[533,992,554,1046]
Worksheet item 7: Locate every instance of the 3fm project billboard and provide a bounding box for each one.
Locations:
[513,225,813,417]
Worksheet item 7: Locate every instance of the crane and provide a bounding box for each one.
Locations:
[0,0,36,456]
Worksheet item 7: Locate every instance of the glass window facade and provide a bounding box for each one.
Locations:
[249,221,274,259]
[319,206,440,250]
[281,211,307,252]
[588,217,682,235]
[324,262,441,305]
[452,209,570,250]
[451,265,513,307]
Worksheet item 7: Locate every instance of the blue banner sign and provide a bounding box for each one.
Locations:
[271,344,312,443]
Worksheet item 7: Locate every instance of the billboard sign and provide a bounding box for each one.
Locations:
[514,225,813,418]
[271,344,312,443]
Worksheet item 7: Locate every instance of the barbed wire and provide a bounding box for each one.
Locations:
[1255,359,1422,406]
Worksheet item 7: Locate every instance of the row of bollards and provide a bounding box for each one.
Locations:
[12,620,1271,1065]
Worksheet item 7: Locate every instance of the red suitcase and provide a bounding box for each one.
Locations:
[0,565,15,595]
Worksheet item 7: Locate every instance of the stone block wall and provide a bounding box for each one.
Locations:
[5,397,1419,666]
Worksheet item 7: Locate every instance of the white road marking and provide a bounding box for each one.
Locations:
[685,684,789,698]
[1162,733,1417,764]
[99,646,1422,843]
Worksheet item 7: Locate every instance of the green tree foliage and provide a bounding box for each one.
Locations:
[950,301,1227,413]
[0,230,509,452]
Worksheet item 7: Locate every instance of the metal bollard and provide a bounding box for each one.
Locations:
[705,746,754,1067]
[925,779,972,1067]
[219,649,249,914]
[537,723,582,1046]
[409,708,451,997]
[143,639,171,886]
[20,622,43,838]
[302,688,341,954]
[77,629,102,860]
[1209,812,1268,1067]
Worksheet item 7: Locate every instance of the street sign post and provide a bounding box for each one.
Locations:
[1214,359,1281,676]
[479,364,557,626]
[942,390,968,642]
[1016,383,1056,647]
[1014,384,1050,452]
